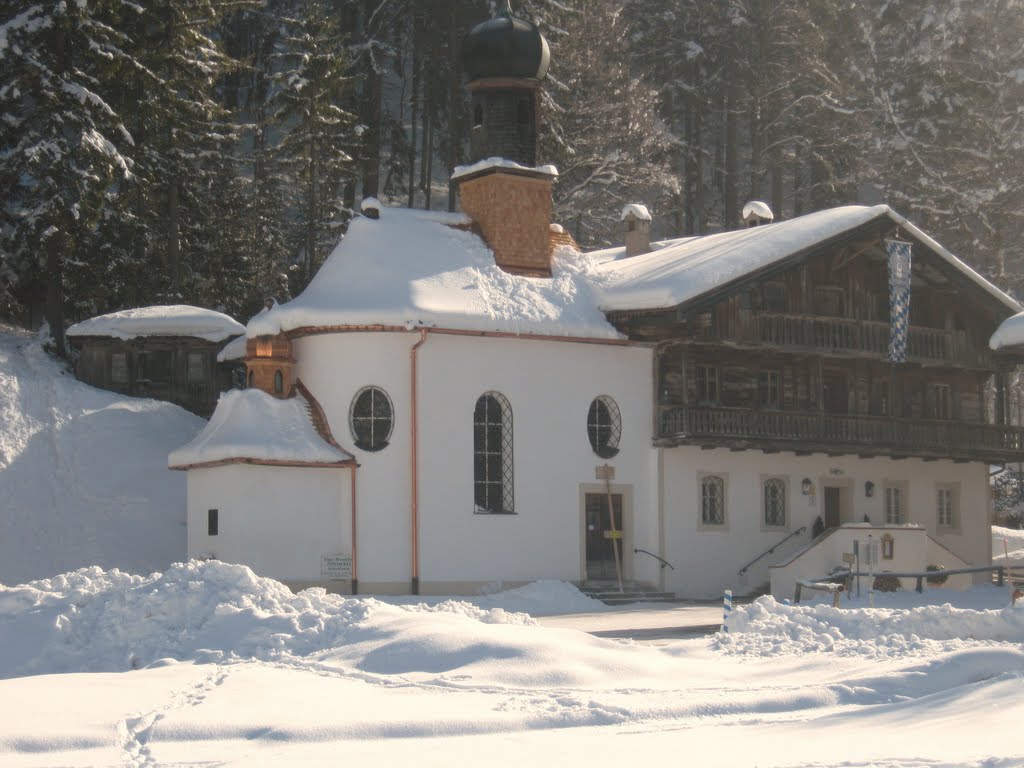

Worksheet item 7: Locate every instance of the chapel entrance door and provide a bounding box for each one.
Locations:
[584,492,624,582]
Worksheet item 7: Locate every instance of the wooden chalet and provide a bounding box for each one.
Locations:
[68,305,245,418]
[604,209,1024,465]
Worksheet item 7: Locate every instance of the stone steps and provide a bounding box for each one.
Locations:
[580,584,677,606]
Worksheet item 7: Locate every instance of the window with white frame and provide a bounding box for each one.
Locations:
[936,485,957,528]
[763,478,786,527]
[474,392,514,514]
[700,474,726,527]
[885,485,904,525]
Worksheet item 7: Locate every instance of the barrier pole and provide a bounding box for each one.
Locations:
[722,589,733,633]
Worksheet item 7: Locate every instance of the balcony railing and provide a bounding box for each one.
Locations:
[694,312,989,367]
[658,405,1024,462]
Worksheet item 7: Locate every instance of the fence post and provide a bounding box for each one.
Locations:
[722,589,732,633]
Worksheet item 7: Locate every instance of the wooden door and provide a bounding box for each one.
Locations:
[585,492,623,581]
[824,486,841,529]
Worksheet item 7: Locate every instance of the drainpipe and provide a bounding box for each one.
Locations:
[350,465,358,595]
[410,328,429,595]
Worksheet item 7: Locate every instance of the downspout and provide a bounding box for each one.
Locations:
[350,464,358,595]
[410,328,429,594]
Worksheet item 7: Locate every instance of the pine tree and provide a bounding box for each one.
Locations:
[271,0,360,290]
[0,1,135,352]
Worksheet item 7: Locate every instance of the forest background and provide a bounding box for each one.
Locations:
[3,0,1024,356]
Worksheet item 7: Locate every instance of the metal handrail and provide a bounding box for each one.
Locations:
[738,525,807,575]
[633,548,675,570]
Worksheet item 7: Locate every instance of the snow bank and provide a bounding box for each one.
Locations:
[0,563,648,687]
[0,326,204,585]
[66,305,244,342]
[168,389,354,468]
[717,594,1024,658]
[993,525,1024,563]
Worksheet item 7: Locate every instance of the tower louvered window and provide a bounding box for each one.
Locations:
[474,392,514,514]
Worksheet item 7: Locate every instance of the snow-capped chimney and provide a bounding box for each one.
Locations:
[622,204,652,257]
[743,201,774,227]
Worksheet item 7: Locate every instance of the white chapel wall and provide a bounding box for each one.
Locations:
[186,464,351,585]
[296,331,659,593]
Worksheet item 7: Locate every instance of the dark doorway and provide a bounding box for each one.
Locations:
[824,486,841,529]
[585,492,623,581]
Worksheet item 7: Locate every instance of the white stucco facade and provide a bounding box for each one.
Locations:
[293,331,658,594]
[186,464,353,588]
[660,448,991,599]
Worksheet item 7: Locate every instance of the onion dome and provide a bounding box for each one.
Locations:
[462,1,550,82]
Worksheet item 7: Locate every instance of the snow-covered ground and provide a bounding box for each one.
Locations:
[0,562,1021,767]
[0,326,203,584]
[2,326,1023,766]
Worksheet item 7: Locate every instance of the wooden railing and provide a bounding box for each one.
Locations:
[696,312,989,367]
[658,405,1024,462]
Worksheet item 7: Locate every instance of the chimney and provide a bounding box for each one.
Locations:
[622,204,652,257]
[742,200,774,227]
[456,2,555,276]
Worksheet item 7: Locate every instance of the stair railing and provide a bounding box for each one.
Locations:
[738,525,807,576]
[633,548,675,570]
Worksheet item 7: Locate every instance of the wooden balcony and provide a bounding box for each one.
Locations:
[695,312,992,368]
[658,405,1024,463]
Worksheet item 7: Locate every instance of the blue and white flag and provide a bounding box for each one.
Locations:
[886,239,912,363]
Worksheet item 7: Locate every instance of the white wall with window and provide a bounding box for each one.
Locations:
[661,448,991,598]
[294,331,657,594]
[186,464,352,587]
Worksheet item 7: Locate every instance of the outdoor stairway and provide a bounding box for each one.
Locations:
[580,583,677,606]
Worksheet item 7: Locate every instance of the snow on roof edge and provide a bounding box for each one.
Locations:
[68,305,245,343]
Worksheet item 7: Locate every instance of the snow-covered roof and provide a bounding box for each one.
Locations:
[451,157,559,181]
[990,311,1024,350]
[247,206,621,340]
[68,305,245,343]
[620,203,651,222]
[168,389,355,469]
[595,205,1021,314]
[216,334,248,362]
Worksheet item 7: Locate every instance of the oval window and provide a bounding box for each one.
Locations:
[350,386,394,452]
[587,396,621,458]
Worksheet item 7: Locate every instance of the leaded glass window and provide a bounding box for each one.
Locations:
[350,386,393,452]
[474,392,513,514]
[701,475,725,526]
[763,478,786,527]
[587,395,621,458]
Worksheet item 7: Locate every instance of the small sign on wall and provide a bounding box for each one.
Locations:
[595,464,615,480]
[321,553,352,580]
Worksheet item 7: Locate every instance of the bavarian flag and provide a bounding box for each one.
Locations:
[886,238,912,362]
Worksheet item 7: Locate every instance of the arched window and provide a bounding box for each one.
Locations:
[350,386,394,451]
[587,395,621,458]
[474,392,513,513]
[473,103,484,127]
[273,370,284,395]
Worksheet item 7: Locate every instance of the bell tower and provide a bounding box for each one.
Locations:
[456,1,555,276]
